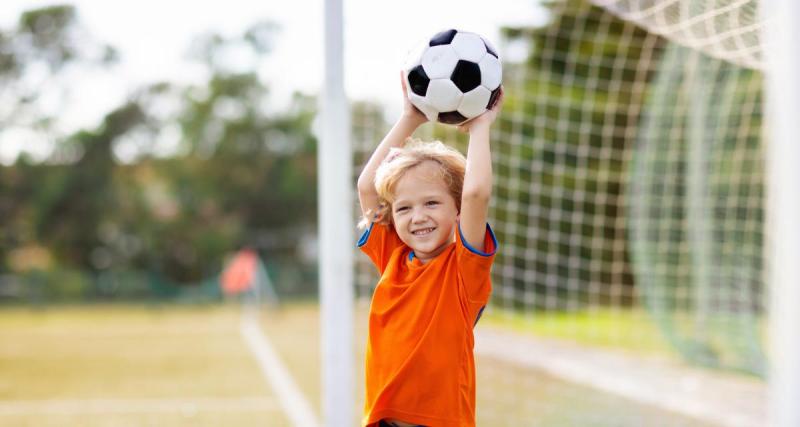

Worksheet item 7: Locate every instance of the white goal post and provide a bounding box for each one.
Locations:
[763,1,800,426]
[320,0,354,426]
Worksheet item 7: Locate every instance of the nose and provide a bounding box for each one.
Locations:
[411,207,428,224]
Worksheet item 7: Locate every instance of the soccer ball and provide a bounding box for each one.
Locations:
[403,29,502,125]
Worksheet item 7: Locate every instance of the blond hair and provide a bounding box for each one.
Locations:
[360,138,466,228]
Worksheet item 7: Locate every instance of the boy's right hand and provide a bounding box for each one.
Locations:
[458,86,504,134]
[399,70,428,126]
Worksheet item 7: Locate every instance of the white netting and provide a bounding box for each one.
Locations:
[593,0,762,69]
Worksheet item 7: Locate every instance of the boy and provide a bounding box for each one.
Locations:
[356,72,503,427]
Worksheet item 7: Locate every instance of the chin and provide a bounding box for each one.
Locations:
[402,228,453,256]
[415,240,449,256]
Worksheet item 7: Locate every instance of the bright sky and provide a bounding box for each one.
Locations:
[1,0,547,163]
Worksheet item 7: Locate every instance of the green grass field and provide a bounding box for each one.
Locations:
[258,303,712,426]
[481,307,675,356]
[0,302,713,426]
[0,304,291,426]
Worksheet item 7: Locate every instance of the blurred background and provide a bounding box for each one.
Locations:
[0,0,773,426]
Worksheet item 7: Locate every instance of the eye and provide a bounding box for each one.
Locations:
[395,206,409,213]
[425,200,440,207]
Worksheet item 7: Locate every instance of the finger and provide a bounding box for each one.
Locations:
[490,87,505,111]
[488,88,502,110]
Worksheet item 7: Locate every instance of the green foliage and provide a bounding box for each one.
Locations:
[489,2,660,308]
[0,9,319,294]
[1,5,117,131]
[18,5,80,67]
[21,268,92,301]
[34,103,145,269]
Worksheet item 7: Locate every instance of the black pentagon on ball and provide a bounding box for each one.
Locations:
[487,86,502,109]
[429,29,457,46]
[450,60,481,93]
[438,111,468,125]
[484,41,498,58]
[407,65,430,97]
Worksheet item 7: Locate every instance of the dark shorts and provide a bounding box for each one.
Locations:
[379,420,426,427]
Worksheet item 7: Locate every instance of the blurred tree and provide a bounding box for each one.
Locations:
[0,5,117,274]
[34,103,146,269]
[129,22,318,283]
[0,5,116,133]
[0,9,319,292]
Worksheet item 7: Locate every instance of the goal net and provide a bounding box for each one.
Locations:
[352,0,765,424]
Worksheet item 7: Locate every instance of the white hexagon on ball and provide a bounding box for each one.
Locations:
[458,86,492,119]
[479,54,502,90]
[426,79,463,112]
[403,40,427,72]
[450,32,487,63]
[421,45,459,79]
[407,91,439,122]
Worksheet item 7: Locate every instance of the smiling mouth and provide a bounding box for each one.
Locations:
[412,227,436,236]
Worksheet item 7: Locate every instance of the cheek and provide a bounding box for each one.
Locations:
[391,213,405,228]
[442,204,460,220]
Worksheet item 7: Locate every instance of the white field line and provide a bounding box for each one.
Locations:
[0,397,277,416]
[240,311,319,427]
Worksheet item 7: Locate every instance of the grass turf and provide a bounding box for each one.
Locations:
[0,304,290,426]
[0,302,714,426]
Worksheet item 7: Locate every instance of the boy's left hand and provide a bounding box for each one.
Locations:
[458,86,504,133]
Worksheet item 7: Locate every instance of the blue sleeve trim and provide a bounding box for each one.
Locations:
[458,223,498,256]
[357,222,375,248]
[473,305,486,327]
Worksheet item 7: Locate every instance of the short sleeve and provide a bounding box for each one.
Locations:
[455,222,498,303]
[357,222,405,274]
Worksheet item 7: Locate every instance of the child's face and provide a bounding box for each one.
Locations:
[391,161,459,264]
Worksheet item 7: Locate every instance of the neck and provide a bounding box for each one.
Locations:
[415,236,455,264]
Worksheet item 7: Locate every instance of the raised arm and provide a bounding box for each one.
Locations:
[458,88,504,250]
[357,72,427,221]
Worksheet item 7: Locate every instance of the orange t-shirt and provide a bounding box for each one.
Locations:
[358,221,497,427]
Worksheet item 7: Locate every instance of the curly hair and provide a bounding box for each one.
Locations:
[359,138,466,229]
